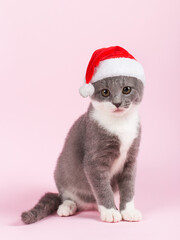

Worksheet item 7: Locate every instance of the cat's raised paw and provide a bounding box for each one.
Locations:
[57,200,77,217]
[98,206,122,223]
[121,208,142,222]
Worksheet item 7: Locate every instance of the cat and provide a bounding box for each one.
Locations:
[21,75,144,224]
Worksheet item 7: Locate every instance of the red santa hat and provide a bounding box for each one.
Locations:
[79,46,145,97]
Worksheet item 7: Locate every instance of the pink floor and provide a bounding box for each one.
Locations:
[1,0,180,239]
[1,181,180,240]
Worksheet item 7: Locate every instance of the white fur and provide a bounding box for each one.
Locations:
[91,58,145,84]
[57,200,77,217]
[91,101,140,177]
[121,199,142,221]
[98,205,122,222]
[62,190,97,211]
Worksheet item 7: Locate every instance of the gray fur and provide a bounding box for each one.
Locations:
[55,76,143,210]
[21,193,61,224]
[91,76,143,105]
[118,132,141,210]
[21,76,144,224]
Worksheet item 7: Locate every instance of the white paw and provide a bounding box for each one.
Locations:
[121,208,142,222]
[98,205,122,223]
[57,200,77,217]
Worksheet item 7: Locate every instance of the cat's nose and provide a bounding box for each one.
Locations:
[113,103,121,108]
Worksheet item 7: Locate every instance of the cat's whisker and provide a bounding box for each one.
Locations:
[122,105,130,108]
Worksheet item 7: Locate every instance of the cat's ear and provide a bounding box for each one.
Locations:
[79,83,95,98]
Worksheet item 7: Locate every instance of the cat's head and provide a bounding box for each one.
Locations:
[90,76,144,116]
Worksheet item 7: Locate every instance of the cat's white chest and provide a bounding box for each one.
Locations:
[110,128,137,177]
[91,106,139,177]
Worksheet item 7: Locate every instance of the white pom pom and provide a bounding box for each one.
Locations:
[79,83,95,98]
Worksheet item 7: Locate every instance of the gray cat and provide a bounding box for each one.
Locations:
[21,75,144,224]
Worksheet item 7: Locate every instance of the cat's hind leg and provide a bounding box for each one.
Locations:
[57,200,77,217]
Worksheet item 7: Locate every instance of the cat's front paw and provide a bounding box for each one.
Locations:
[98,205,122,223]
[121,208,142,222]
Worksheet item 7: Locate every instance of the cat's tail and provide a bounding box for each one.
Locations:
[21,192,61,224]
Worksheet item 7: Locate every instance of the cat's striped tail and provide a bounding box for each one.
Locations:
[21,192,61,224]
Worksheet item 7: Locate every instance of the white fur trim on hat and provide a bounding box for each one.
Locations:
[91,58,145,84]
[79,83,95,98]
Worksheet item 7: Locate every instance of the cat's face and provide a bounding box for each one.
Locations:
[90,76,144,116]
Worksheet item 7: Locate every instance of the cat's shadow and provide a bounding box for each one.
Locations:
[11,212,101,227]
[75,210,100,222]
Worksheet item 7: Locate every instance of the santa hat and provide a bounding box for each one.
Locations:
[79,46,145,97]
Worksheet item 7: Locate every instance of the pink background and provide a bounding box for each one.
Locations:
[0,0,180,239]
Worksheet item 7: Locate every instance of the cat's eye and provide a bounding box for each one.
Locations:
[101,89,110,97]
[122,86,132,95]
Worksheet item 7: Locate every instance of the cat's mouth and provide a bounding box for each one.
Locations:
[113,108,125,113]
